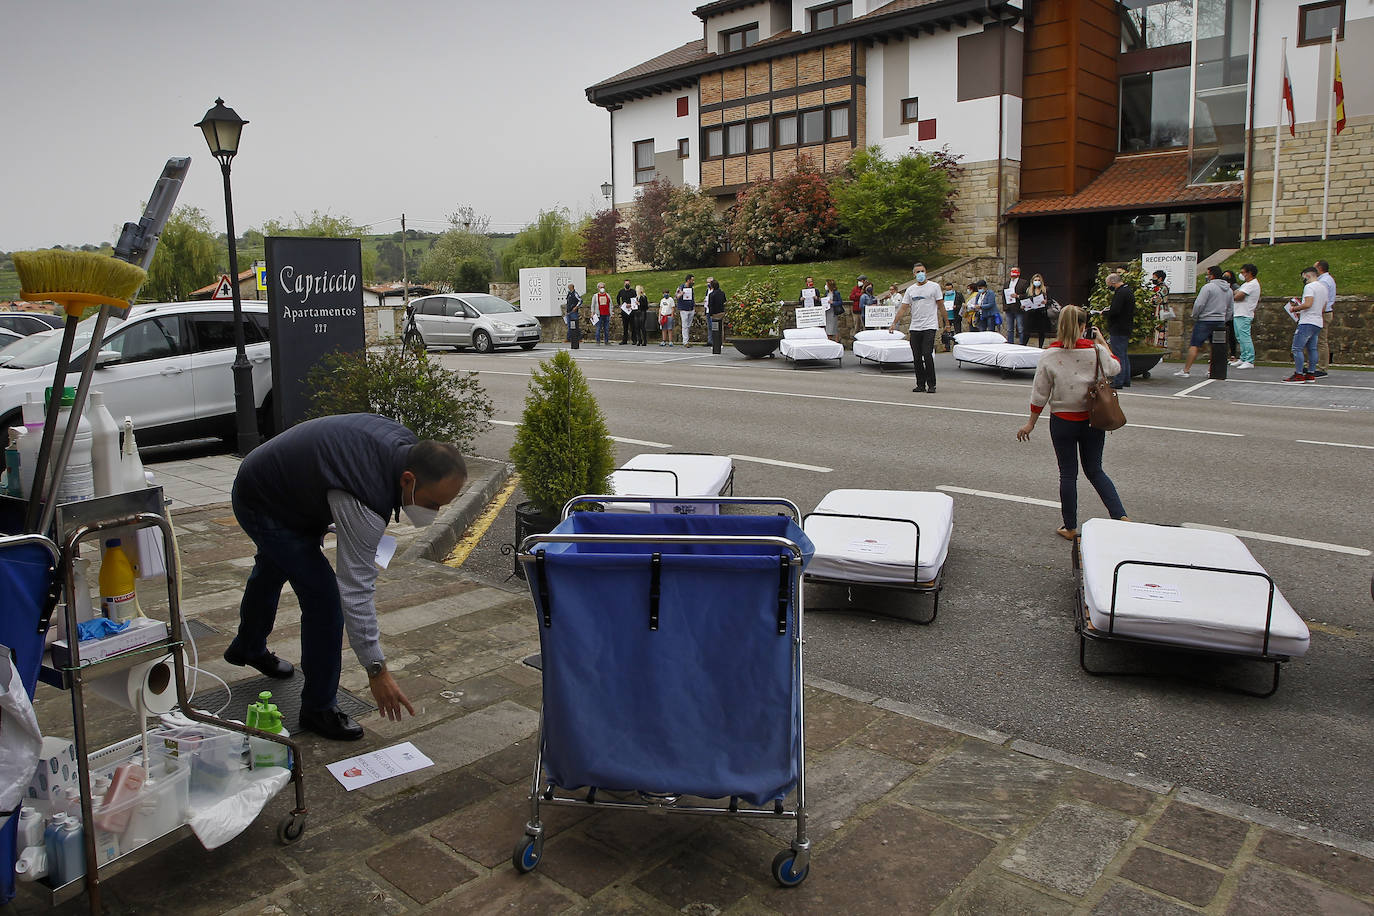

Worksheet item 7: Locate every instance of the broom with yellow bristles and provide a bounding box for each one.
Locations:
[11,249,147,532]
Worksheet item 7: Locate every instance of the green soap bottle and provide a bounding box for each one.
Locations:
[248,691,290,770]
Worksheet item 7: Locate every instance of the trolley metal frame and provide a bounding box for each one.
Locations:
[513,496,813,887]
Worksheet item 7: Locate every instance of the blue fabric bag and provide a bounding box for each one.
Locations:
[530,512,812,805]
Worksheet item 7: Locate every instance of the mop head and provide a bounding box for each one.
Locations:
[12,250,147,316]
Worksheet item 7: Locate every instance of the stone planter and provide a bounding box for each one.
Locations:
[1127,349,1165,378]
[728,337,781,358]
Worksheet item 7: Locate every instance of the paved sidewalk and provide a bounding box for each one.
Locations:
[16,480,1374,914]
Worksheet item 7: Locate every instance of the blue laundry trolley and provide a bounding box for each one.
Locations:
[514,497,816,887]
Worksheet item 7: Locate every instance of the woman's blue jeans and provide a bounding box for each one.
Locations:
[231,485,344,716]
[1049,416,1125,530]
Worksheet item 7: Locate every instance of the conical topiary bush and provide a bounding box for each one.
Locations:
[510,350,615,519]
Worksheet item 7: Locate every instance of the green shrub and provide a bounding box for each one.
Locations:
[726,267,784,337]
[454,257,492,292]
[509,351,615,516]
[833,146,962,261]
[1087,259,1160,351]
[305,344,493,451]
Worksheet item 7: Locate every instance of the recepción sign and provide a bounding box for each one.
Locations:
[1140,251,1197,293]
[265,237,366,431]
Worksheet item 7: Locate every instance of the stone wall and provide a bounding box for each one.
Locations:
[945,159,1020,258]
[1165,295,1372,366]
[1246,115,1374,241]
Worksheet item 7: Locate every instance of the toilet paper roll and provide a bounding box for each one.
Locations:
[88,653,180,715]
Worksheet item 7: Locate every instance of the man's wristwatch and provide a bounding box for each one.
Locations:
[366,660,387,679]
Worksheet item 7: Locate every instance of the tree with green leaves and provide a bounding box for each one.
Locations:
[832,146,963,261]
[258,210,377,283]
[420,208,498,289]
[657,186,723,269]
[501,209,573,279]
[576,209,625,272]
[626,177,673,268]
[143,205,219,302]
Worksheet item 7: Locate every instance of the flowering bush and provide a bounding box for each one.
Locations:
[730,158,840,265]
[726,268,784,338]
[1087,259,1160,351]
[656,186,723,269]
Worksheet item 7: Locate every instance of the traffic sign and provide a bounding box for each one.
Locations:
[256,262,267,292]
[210,274,235,300]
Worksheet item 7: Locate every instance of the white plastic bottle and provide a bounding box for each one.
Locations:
[88,391,122,498]
[17,394,44,499]
[117,417,146,493]
[50,387,94,504]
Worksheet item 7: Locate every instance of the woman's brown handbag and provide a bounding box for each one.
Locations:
[1087,350,1127,431]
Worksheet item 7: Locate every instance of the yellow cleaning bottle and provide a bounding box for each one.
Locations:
[98,538,139,621]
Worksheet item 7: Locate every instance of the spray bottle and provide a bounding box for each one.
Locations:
[117,417,146,493]
[247,691,291,770]
[4,427,22,497]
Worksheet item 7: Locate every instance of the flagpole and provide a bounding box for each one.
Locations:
[1270,36,1286,245]
[1321,27,1336,240]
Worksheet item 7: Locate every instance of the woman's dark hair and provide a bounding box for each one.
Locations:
[407,440,467,485]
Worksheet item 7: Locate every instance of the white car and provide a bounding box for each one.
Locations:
[0,301,274,446]
[410,293,540,353]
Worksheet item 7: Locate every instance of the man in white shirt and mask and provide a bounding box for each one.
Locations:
[228,414,467,740]
[890,262,948,394]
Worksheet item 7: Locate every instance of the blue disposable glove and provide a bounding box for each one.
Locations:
[76,618,131,641]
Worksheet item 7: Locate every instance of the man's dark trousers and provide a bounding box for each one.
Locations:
[909,329,937,390]
[1109,334,1131,387]
[230,484,343,716]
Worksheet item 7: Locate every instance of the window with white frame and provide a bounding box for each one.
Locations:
[634,140,656,184]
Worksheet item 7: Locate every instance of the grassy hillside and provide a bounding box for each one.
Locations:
[1215,239,1372,294]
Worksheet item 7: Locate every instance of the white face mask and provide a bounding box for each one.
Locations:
[1033,279,1042,287]
[915,272,926,283]
[402,479,437,527]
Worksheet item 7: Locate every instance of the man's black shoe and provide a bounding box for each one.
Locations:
[913,387,926,393]
[299,707,364,741]
[223,646,294,679]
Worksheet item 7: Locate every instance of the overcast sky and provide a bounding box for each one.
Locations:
[0,0,689,250]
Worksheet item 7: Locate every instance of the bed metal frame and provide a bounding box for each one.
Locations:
[1071,537,1289,698]
[599,453,735,511]
[781,345,843,369]
[801,511,941,624]
[854,349,913,372]
[513,496,813,887]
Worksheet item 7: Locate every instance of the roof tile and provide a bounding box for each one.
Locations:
[1008,151,1244,217]
[588,39,709,91]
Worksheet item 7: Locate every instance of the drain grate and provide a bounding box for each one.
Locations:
[192,671,375,724]
[182,619,218,640]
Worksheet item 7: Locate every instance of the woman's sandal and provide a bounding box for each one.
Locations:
[1056,527,1078,541]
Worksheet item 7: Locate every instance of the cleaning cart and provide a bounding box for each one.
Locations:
[512,497,816,887]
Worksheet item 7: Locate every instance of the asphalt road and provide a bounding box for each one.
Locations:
[436,341,1374,843]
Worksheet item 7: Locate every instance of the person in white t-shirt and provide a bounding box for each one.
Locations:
[1231,263,1260,369]
[889,261,948,394]
[1314,259,1336,376]
[1284,266,1326,382]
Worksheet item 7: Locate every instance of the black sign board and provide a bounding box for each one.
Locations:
[264,237,366,430]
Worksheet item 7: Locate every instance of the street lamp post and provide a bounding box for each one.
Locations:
[600,181,615,274]
[196,98,259,457]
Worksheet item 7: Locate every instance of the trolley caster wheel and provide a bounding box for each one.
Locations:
[771,849,809,887]
[512,835,544,873]
[277,814,307,845]
[1141,371,1151,379]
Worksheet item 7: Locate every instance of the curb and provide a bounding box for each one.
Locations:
[400,455,512,565]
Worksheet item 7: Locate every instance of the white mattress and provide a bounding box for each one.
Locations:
[604,453,733,514]
[952,342,1045,371]
[1080,519,1310,658]
[780,337,843,362]
[853,331,913,365]
[803,490,954,585]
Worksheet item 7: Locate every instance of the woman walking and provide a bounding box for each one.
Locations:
[1016,306,1129,540]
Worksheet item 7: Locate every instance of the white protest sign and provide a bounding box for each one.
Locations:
[795,305,826,328]
[865,304,896,327]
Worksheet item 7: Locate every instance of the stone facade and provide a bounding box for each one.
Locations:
[946,159,1021,259]
[1247,115,1374,241]
[1166,295,1372,366]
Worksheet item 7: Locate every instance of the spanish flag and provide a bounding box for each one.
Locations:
[1334,47,1346,135]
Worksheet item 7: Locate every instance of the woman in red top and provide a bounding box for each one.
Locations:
[1016,305,1129,540]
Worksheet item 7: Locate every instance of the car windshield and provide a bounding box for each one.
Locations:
[1,315,124,370]
[465,295,519,315]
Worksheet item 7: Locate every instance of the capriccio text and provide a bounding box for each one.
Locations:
[278,264,358,305]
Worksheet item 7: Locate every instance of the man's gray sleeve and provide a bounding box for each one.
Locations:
[326,489,386,668]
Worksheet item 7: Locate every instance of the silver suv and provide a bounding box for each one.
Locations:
[410,293,540,353]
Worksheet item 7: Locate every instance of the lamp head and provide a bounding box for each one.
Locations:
[196,98,248,164]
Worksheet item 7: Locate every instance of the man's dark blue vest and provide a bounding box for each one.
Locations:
[235,414,416,535]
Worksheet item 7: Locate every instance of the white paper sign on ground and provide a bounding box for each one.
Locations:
[1129,583,1182,602]
[795,305,825,328]
[327,742,434,790]
[865,304,896,327]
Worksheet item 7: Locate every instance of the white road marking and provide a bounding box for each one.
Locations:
[661,382,1024,418]
[1296,439,1374,450]
[1174,379,1214,397]
[1223,377,1374,391]
[1129,423,1243,438]
[1181,523,1371,557]
[1233,402,1348,412]
[489,419,670,448]
[936,485,1060,508]
[728,454,832,473]
[476,369,533,378]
